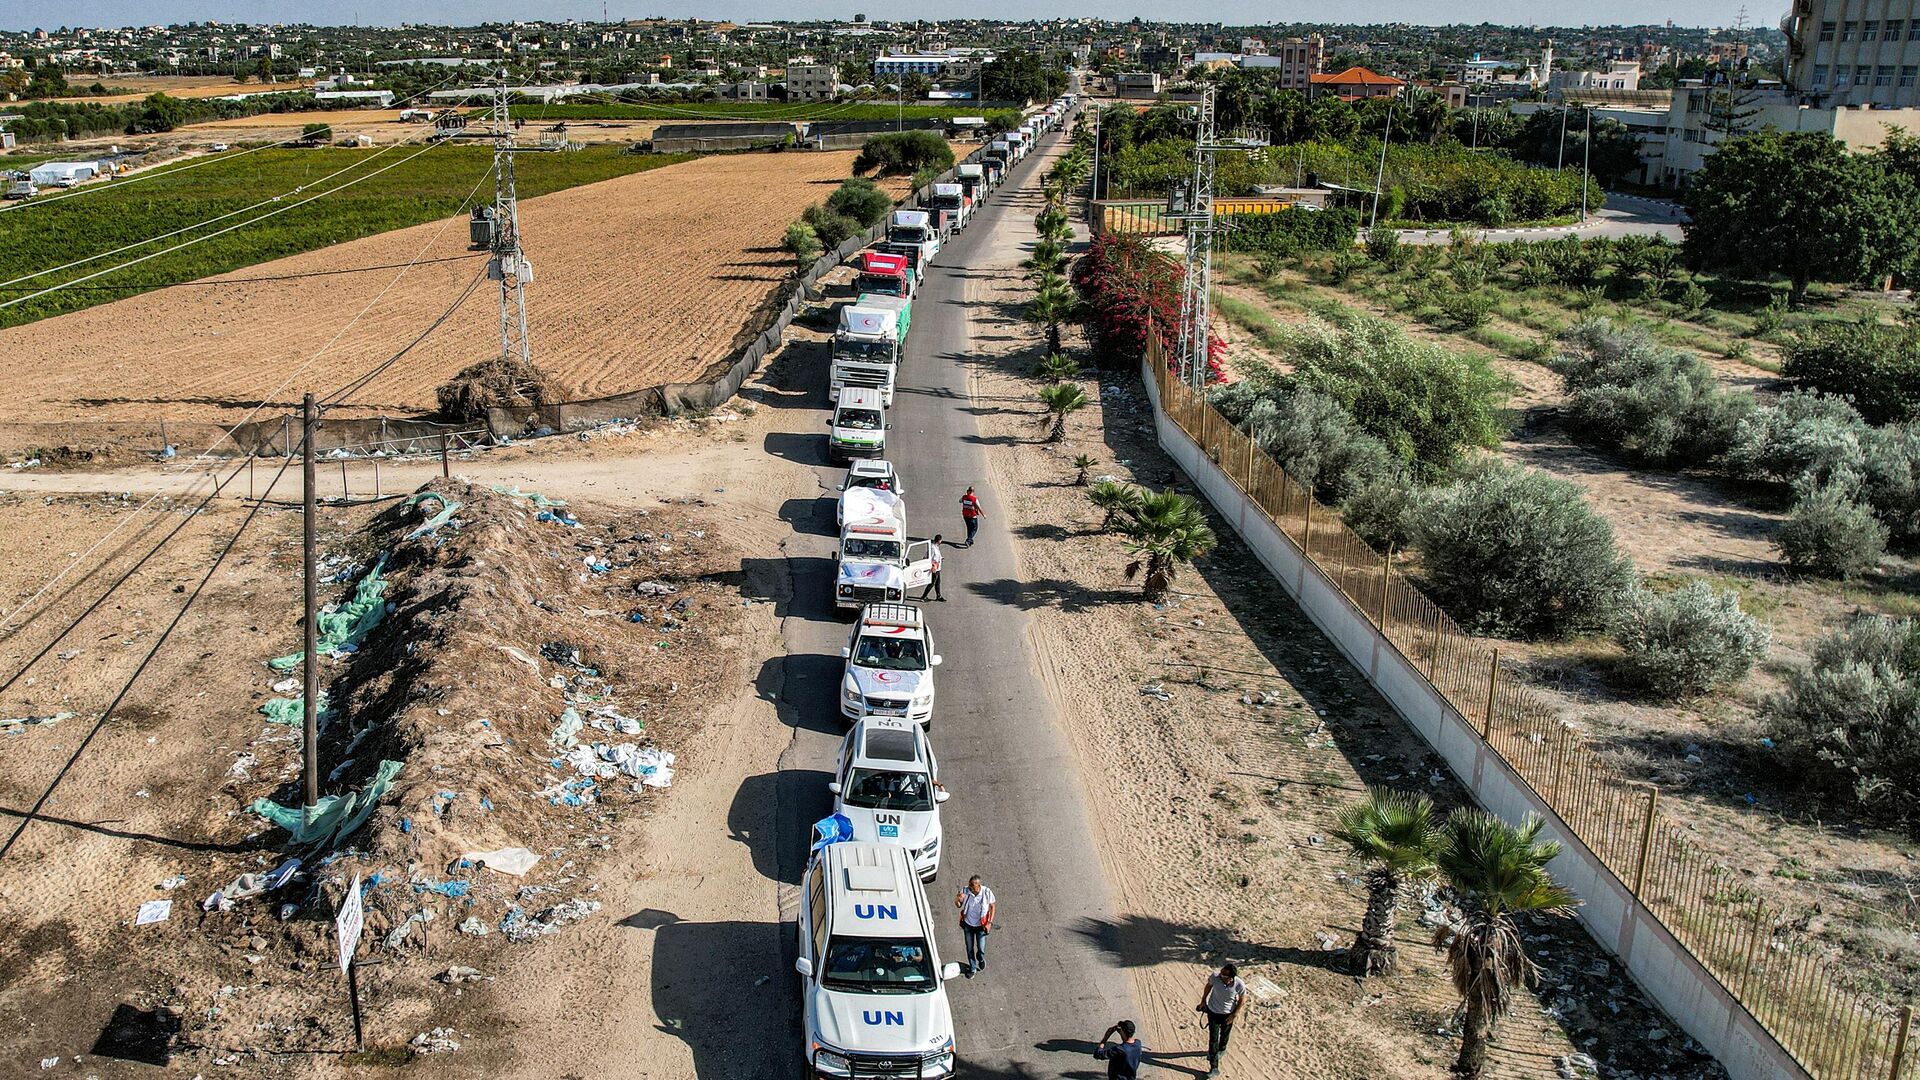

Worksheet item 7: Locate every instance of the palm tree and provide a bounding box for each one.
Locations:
[1026,274,1076,355]
[1037,383,1088,442]
[1117,490,1217,601]
[1027,238,1068,276]
[1331,789,1441,977]
[1035,203,1072,245]
[1087,480,1142,532]
[1432,810,1580,1078]
[1072,454,1097,485]
[1034,352,1081,383]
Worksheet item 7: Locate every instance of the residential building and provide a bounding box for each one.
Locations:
[1550,60,1644,93]
[1784,0,1920,108]
[1243,35,1325,90]
[786,62,839,101]
[872,51,989,80]
[1113,70,1163,98]
[1662,83,1920,183]
[1310,66,1405,99]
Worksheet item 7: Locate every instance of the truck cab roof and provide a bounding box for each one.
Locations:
[858,251,909,275]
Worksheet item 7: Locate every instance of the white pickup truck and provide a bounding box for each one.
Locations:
[836,514,935,611]
[836,459,904,528]
[831,303,901,405]
[839,602,942,726]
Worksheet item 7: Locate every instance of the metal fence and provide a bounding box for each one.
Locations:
[1145,331,1918,1080]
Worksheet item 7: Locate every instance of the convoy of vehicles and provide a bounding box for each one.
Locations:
[802,101,1069,1077]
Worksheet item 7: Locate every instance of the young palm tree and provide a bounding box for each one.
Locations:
[1072,454,1097,486]
[1035,203,1072,245]
[1026,275,1076,355]
[1027,238,1068,276]
[1034,352,1082,383]
[1037,383,1089,442]
[1117,490,1217,601]
[1433,810,1580,1079]
[1331,788,1441,977]
[1087,480,1143,532]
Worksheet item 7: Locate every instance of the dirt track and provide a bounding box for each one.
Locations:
[0,150,884,425]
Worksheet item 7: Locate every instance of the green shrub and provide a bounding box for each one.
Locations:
[1365,226,1405,269]
[781,221,822,269]
[1769,616,1920,829]
[1211,382,1400,503]
[1436,289,1495,330]
[1676,280,1711,318]
[824,176,894,227]
[1340,472,1424,551]
[1613,581,1770,699]
[1270,312,1510,479]
[1411,460,1638,639]
[1775,483,1887,578]
[1727,389,1868,488]
[1861,423,1920,545]
[1555,317,1753,467]
[1751,294,1790,339]
[1324,249,1364,283]
[1542,236,1609,287]
[801,204,862,250]
[854,130,954,177]
[1782,318,1920,425]
[1230,207,1360,258]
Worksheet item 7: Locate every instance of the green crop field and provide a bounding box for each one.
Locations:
[0,143,690,329]
[508,101,974,123]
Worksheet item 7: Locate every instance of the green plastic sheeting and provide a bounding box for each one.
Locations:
[260,693,332,728]
[249,759,403,850]
[405,491,463,541]
[491,484,568,509]
[269,554,390,671]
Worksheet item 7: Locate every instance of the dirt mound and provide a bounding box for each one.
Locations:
[434,356,570,423]
[0,479,746,1069]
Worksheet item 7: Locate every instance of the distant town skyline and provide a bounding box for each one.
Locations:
[0,0,1761,33]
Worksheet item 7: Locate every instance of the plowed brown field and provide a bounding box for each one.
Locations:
[0,151,886,423]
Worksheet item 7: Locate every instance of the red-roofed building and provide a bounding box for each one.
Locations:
[1309,66,1405,100]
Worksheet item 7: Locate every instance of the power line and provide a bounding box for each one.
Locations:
[0,452,295,862]
[0,252,486,293]
[0,138,447,312]
[321,263,487,407]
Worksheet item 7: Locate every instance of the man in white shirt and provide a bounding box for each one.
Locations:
[954,875,995,976]
[919,534,945,601]
[1197,963,1247,1076]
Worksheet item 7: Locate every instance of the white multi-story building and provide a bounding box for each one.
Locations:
[1550,60,1644,92]
[1784,0,1920,108]
[871,52,989,80]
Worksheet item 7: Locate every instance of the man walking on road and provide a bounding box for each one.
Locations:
[955,875,995,976]
[919,535,945,602]
[1198,963,1247,1076]
[959,487,982,546]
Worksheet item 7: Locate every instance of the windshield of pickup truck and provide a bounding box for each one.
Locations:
[844,767,936,812]
[855,635,927,670]
[822,936,937,992]
[836,339,895,361]
[843,538,902,560]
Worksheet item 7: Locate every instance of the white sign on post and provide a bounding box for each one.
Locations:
[335,873,364,975]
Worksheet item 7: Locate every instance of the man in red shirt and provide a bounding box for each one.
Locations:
[959,487,982,547]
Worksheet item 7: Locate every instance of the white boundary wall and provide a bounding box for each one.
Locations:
[1140,358,1810,1080]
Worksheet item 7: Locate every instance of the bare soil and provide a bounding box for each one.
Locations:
[0,150,892,426]
[45,75,318,106]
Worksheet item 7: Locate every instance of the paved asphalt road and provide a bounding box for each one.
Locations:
[765,117,1141,1078]
[1396,194,1686,244]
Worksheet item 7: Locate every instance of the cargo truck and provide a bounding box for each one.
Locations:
[872,239,927,289]
[955,164,985,204]
[927,183,969,236]
[885,209,940,264]
[853,251,913,301]
[832,303,902,405]
[857,293,911,341]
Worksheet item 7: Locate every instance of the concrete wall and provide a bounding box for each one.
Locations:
[1138,360,1812,1080]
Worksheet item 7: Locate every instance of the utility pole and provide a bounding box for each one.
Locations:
[301,393,319,811]
[1580,106,1592,221]
[1557,103,1569,171]
[487,69,533,369]
[1174,86,1266,392]
[1370,104,1392,230]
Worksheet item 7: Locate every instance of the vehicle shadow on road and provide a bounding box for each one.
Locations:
[756,653,845,735]
[1071,912,1353,975]
[729,768,831,884]
[764,430,828,466]
[738,556,832,620]
[963,576,1135,612]
[642,912,804,1078]
[779,496,838,538]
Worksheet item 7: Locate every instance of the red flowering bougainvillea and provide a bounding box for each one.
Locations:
[1071,232,1226,381]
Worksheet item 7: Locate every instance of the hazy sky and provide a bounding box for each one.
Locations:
[0,1,1757,33]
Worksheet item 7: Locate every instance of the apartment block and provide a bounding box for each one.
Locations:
[1785,0,1920,108]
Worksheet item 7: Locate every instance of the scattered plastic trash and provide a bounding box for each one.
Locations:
[410,1028,461,1054]
[439,966,484,984]
[39,1057,57,1070]
[496,645,540,672]
[500,898,601,943]
[159,875,187,891]
[269,555,390,670]
[1,711,71,734]
[1555,1052,1599,1078]
[135,899,172,926]
[259,693,331,728]
[536,509,583,528]
[457,916,490,936]
[491,484,567,510]
[635,580,676,596]
[466,847,541,876]
[385,909,434,949]
[414,879,471,899]
[558,742,674,787]
[249,760,402,850]
[404,492,464,541]
[1139,681,1171,702]
[549,708,584,749]
[202,857,303,912]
